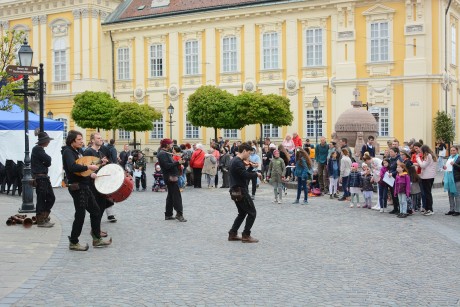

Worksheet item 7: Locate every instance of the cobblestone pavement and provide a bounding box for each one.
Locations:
[1,181,460,306]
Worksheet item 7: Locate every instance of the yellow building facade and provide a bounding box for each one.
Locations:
[1,0,459,150]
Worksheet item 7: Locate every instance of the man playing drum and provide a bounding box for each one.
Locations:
[84,132,111,236]
[62,130,112,251]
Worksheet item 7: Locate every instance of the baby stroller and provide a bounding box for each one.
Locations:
[152,165,167,192]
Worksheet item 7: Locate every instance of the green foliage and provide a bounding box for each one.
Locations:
[187,85,244,129]
[71,91,119,130]
[111,102,162,132]
[433,111,455,144]
[0,30,26,110]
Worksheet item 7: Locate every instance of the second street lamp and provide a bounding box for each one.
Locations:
[18,38,35,213]
[312,96,319,147]
[167,103,174,139]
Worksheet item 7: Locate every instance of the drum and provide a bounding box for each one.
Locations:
[95,164,134,203]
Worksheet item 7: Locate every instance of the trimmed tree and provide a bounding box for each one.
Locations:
[187,85,244,140]
[71,91,119,130]
[111,102,162,149]
[433,111,455,145]
[0,30,26,110]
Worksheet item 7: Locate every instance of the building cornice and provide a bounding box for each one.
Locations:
[102,0,338,33]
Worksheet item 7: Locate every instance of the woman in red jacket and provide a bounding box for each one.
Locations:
[190,143,205,188]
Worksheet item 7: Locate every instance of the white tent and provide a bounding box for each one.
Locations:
[0,105,64,187]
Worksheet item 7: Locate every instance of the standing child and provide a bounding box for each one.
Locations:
[327,151,340,198]
[408,165,421,213]
[203,148,217,188]
[378,159,390,213]
[125,156,134,177]
[268,150,286,204]
[292,147,312,205]
[394,164,411,218]
[348,162,362,208]
[361,163,374,209]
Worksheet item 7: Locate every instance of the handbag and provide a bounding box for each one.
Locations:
[230,186,244,201]
[169,175,178,182]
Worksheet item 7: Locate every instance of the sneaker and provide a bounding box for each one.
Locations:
[107,215,117,223]
[338,197,346,201]
[292,200,300,204]
[334,194,340,198]
[452,212,460,216]
[398,214,408,218]
[423,210,434,216]
[283,187,287,196]
[445,211,454,215]
[251,195,255,200]
[302,200,308,205]
[330,194,333,199]
[165,216,175,220]
[272,199,278,203]
[277,199,282,204]
[175,215,187,222]
[356,204,361,208]
[349,204,354,208]
[388,210,398,214]
[379,208,384,213]
[93,237,112,247]
[371,205,379,210]
[362,205,368,209]
[69,242,89,251]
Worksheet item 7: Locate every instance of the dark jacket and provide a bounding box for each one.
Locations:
[229,156,258,191]
[31,145,51,175]
[157,148,180,182]
[105,144,118,164]
[119,150,131,168]
[389,154,402,177]
[348,171,362,188]
[327,158,340,178]
[361,173,374,191]
[61,146,90,185]
[451,156,460,182]
[360,144,376,158]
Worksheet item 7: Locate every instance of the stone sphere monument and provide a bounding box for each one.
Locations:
[333,97,378,148]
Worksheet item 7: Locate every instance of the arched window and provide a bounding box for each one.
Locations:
[53,38,67,82]
[55,118,68,140]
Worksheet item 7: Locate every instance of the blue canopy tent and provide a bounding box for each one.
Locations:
[0,104,64,187]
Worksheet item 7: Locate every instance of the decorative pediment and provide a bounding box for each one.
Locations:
[362,4,396,22]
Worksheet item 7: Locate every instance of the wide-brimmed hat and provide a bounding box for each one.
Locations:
[36,132,53,145]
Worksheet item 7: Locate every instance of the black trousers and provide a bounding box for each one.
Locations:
[165,181,183,217]
[420,178,434,211]
[68,185,101,244]
[230,188,257,236]
[246,175,257,196]
[35,177,55,215]
[193,168,202,188]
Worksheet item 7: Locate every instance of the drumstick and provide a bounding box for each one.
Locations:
[97,174,111,177]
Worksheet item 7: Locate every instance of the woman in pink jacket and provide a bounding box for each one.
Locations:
[415,145,437,216]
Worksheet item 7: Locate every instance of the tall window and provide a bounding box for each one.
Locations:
[222,36,237,72]
[56,118,68,140]
[305,110,323,138]
[117,47,130,80]
[306,28,323,66]
[185,116,199,139]
[150,117,164,139]
[452,25,457,65]
[53,39,67,82]
[150,44,163,77]
[223,129,238,139]
[452,107,457,138]
[118,129,130,140]
[370,22,389,62]
[185,40,199,75]
[263,124,279,138]
[376,107,389,137]
[262,32,279,69]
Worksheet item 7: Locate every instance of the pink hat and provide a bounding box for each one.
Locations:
[351,162,359,168]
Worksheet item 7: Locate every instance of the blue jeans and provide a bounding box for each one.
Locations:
[378,184,388,208]
[341,176,350,197]
[398,193,407,214]
[296,177,308,201]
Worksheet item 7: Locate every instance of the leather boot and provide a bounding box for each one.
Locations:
[228,232,242,241]
[242,234,259,243]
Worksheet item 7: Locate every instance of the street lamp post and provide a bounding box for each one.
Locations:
[167,103,175,139]
[312,96,319,146]
[18,39,35,213]
[39,63,44,132]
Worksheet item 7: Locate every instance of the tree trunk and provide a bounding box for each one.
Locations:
[133,131,137,150]
[214,127,218,142]
[259,123,263,148]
